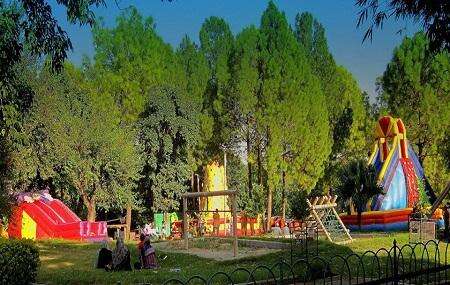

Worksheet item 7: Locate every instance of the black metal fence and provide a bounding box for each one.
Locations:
[162,239,450,284]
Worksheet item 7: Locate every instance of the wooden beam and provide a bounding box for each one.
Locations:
[331,207,353,241]
[232,193,238,257]
[311,203,338,210]
[183,197,188,250]
[429,181,450,218]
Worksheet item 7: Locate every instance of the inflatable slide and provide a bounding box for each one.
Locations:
[341,116,434,231]
[8,192,107,240]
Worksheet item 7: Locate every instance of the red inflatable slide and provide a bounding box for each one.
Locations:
[8,192,107,241]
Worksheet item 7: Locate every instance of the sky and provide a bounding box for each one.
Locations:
[50,0,420,100]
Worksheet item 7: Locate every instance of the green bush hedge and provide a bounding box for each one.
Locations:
[0,238,40,285]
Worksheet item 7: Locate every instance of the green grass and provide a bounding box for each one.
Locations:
[36,233,447,285]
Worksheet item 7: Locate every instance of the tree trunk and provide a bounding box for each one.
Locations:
[257,140,263,186]
[246,130,253,197]
[282,170,286,221]
[266,184,272,232]
[126,203,132,240]
[86,201,96,222]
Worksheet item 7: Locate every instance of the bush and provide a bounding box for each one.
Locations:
[0,238,40,285]
[289,190,309,220]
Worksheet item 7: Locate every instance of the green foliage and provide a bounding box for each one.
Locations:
[295,12,370,193]
[0,238,40,285]
[417,177,431,208]
[237,183,266,218]
[335,159,383,214]
[356,0,450,52]
[138,86,199,213]
[11,65,142,220]
[0,0,103,76]
[288,189,310,220]
[177,36,212,166]
[260,3,331,191]
[90,7,185,124]
[379,32,450,193]
[199,16,234,156]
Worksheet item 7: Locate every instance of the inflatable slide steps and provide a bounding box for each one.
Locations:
[8,195,107,240]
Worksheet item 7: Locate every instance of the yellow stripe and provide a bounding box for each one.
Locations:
[21,211,36,240]
[368,143,379,165]
[377,135,399,182]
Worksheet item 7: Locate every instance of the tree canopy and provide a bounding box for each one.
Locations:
[379,32,450,193]
[10,65,142,221]
[356,0,450,52]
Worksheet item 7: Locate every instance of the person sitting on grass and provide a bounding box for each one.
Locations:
[109,237,132,271]
[96,241,112,269]
[141,236,159,269]
[135,234,159,269]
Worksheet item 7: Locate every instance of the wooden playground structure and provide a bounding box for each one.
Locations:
[307,195,353,244]
[181,190,239,256]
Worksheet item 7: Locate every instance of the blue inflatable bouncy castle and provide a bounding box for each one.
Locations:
[341,116,435,231]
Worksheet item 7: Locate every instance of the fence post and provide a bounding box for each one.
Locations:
[290,230,293,264]
[393,239,399,285]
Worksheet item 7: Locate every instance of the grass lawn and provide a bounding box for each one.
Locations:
[36,232,443,285]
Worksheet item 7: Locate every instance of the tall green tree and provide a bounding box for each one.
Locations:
[259,2,331,228]
[176,35,213,167]
[138,86,199,214]
[229,26,261,196]
[10,65,142,221]
[90,8,185,124]
[199,16,234,156]
[380,32,450,192]
[295,12,370,192]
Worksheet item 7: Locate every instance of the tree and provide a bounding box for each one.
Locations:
[176,35,213,167]
[355,0,450,52]
[0,0,104,78]
[199,16,234,156]
[259,2,331,229]
[1,0,102,219]
[229,26,261,196]
[379,32,450,192]
[90,7,186,124]
[10,65,142,221]
[295,12,370,193]
[138,86,199,214]
[335,159,383,228]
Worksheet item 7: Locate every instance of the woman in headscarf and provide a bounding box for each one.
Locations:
[141,236,158,269]
[96,241,112,269]
[111,237,132,271]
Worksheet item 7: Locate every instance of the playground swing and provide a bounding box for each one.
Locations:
[181,190,239,257]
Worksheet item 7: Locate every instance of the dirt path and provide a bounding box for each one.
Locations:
[155,239,281,261]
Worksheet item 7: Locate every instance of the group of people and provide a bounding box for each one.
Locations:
[96,233,158,271]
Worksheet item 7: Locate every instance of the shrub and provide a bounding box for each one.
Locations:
[289,190,310,220]
[0,238,40,285]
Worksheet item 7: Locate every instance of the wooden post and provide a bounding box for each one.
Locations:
[183,197,188,250]
[232,193,238,257]
[282,170,286,221]
[125,204,132,240]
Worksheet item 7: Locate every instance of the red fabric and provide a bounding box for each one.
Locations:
[7,206,23,238]
[8,199,107,240]
[400,158,419,207]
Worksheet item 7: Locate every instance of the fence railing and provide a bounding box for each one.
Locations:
[162,239,450,285]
